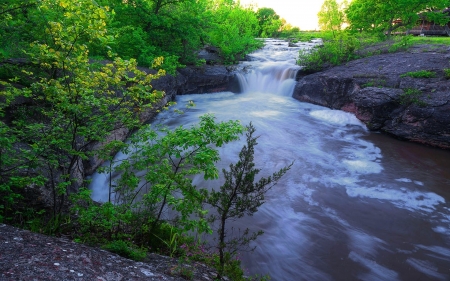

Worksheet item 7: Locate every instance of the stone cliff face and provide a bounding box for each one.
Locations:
[293,45,450,149]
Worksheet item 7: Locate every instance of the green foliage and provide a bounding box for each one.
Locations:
[400,70,436,78]
[256,8,282,38]
[290,31,335,42]
[317,0,348,37]
[1,0,166,229]
[388,35,414,52]
[153,223,181,257]
[206,123,292,278]
[297,32,360,71]
[346,0,450,36]
[410,36,450,45]
[102,240,147,261]
[444,69,450,79]
[207,1,262,63]
[400,88,427,106]
[113,114,244,233]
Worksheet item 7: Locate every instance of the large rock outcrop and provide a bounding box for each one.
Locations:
[293,45,450,149]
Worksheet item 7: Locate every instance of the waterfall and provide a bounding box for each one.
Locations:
[236,62,300,96]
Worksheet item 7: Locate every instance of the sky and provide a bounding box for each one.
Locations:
[239,0,323,30]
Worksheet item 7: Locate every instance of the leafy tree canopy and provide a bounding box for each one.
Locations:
[318,0,348,37]
[346,0,450,36]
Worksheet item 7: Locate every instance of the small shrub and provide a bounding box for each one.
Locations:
[400,88,427,106]
[400,70,436,78]
[297,33,361,72]
[102,240,147,261]
[444,69,450,79]
[388,35,413,52]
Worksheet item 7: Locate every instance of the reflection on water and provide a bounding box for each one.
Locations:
[91,39,450,280]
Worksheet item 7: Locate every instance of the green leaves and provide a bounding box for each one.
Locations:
[104,114,243,233]
[346,0,450,35]
[205,123,293,277]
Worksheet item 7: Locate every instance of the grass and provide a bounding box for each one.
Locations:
[410,36,450,45]
[400,70,436,78]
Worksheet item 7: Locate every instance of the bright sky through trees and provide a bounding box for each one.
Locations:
[240,0,323,30]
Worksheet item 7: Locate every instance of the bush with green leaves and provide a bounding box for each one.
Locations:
[444,69,450,79]
[298,32,361,72]
[400,88,427,106]
[388,35,414,52]
[207,1,263,64]
[102,240,147,261]
[71,115,244,244]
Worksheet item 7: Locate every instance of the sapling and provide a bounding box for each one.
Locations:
[206,123,293,278]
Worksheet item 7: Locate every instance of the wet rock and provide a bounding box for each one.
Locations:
[293,45,450,149]
[197,45,223,65]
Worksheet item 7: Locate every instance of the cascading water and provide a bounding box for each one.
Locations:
[90,39,450,281]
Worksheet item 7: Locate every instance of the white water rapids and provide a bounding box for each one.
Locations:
[90,39,450,280]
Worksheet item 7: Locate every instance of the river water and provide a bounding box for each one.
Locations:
[91,39,450,280]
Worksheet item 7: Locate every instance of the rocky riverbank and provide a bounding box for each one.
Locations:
[0,224,226,281]
[293,44,450,149]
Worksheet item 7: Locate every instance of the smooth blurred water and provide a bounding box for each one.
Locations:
[91,39,450,280]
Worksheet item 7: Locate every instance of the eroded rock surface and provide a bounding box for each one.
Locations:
[293,44,450,149]
[0,224,225,281]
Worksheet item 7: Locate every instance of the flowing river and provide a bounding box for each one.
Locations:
[91,39,450,280]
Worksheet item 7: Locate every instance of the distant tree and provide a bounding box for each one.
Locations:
[256,7,283,37]
[206,123,293,278]
[346,0,450,36]
[318,0,347,37]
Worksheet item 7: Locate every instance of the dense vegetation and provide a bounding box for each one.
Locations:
[297,0,450,72]
[0,0,298,279]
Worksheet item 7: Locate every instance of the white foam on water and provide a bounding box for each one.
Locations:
[432,226,449,234]
[346,185,445,213]
[406,258,447,280]
[348,230,387,258]
[417,245,450,260]
[249,110,280,118]
[349,251,400,281]
[342,159,383,174]
[396,178,412,183]
[310,110,367,128]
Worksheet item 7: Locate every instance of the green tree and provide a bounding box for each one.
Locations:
[207,0,262,63]
[318,0,347,37]
[206,123,293,278]
[71,115,244,244]
[346,0,450,36]
[0,0,166,227]
[256,7,283,37]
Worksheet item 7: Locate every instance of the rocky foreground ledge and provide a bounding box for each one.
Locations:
[293,44,450,149]
[0,224,226,281]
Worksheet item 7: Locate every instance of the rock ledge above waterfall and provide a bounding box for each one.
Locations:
[293,44,450,149]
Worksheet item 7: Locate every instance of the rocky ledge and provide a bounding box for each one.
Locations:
[293,44,450,149]
[0,224,227,281]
